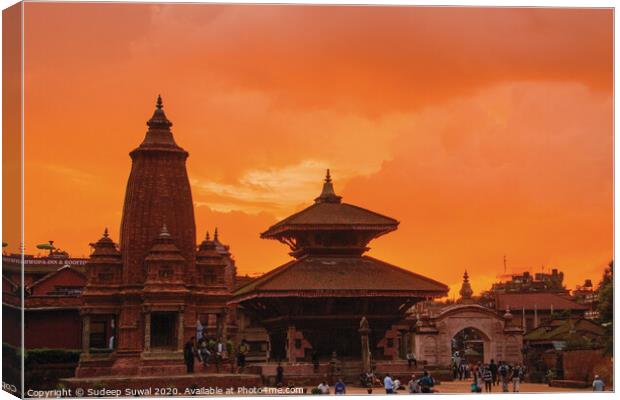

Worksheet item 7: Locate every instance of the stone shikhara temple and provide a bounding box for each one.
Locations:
[77,97,237,377]
[73,97,523,384]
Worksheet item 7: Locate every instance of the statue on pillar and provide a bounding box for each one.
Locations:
[359,316,371,374]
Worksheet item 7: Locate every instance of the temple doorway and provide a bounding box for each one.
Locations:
[151,312,177,349]
[304,327,362,359]
[451,327,486,365]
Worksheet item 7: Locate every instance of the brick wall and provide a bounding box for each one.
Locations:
[563,349,612,386]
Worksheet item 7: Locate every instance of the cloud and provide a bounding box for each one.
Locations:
[194,159,343,217]
[350,81,612,290]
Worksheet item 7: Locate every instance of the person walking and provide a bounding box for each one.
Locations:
[458,362,466,380]
[471,366,481,393]
[419,371,435,393]
[483,365,493,393]
[384,374,395,394]
[198,338,211,369]
[512,364,522,392]
[214,338,224,372]
[276,362,284,387]
[237,339,249,372]
[498,361,510,392]
[184,337,197,373]
[489,359,498,386]
[592,375,605,391]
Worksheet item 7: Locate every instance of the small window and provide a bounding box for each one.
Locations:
[90,321,107,348]
[51,286,83,295]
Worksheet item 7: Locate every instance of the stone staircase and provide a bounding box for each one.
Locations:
[338,360,364,384]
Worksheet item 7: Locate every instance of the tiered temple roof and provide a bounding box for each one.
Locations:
[233,171,448,301]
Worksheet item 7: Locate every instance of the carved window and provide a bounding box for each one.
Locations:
[51,286,82,295]
[90,321,107,349]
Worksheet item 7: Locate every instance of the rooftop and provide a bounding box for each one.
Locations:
[232,255,448,301]
[495,292,588,311]
[261,170,398,239]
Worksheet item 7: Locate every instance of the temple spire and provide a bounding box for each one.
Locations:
[459,269,473,303]
[103,227,109,238]
[205,231,210,241]
[214,227,219,241]
[314,169,342,204]
[146,94,173,130]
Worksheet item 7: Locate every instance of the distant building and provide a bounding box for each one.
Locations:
[572,279,600,320]
[2,252,88,350]
[489,269,567,294]
[495,292,588,332]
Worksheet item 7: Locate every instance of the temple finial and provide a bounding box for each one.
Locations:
[315,169,342,204]
[156,94,163,110]
[205,230,210,241]
[214,227,219,241]
[103,227,109,238]
[459,269,473,302]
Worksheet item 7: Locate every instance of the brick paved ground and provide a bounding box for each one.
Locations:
[323,380,608,394]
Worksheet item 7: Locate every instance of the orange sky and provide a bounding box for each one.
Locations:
[19,4,613,297]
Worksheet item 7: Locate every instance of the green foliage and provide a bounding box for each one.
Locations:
[311,387,322,395]
[25,348,81,365]
[596,260,613,356]
[2,342,22,366]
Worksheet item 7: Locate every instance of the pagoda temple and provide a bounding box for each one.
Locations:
[230,171,448,363]
[76,98,236,378]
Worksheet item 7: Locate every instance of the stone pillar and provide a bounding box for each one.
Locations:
[286,325,295,363]
[82,315,91,354]
[221,310,229,359]
[144,312,151,352]
[359,319,371,374]
[177,311,185,351]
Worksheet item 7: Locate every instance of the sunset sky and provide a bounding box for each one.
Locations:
[19,4,613,296]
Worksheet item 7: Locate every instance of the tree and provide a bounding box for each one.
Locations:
[596,260,613,355]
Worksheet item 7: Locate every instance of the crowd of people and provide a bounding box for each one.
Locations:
[180,340,607,393]
[183,336,250,374]
[451,359,524,393]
